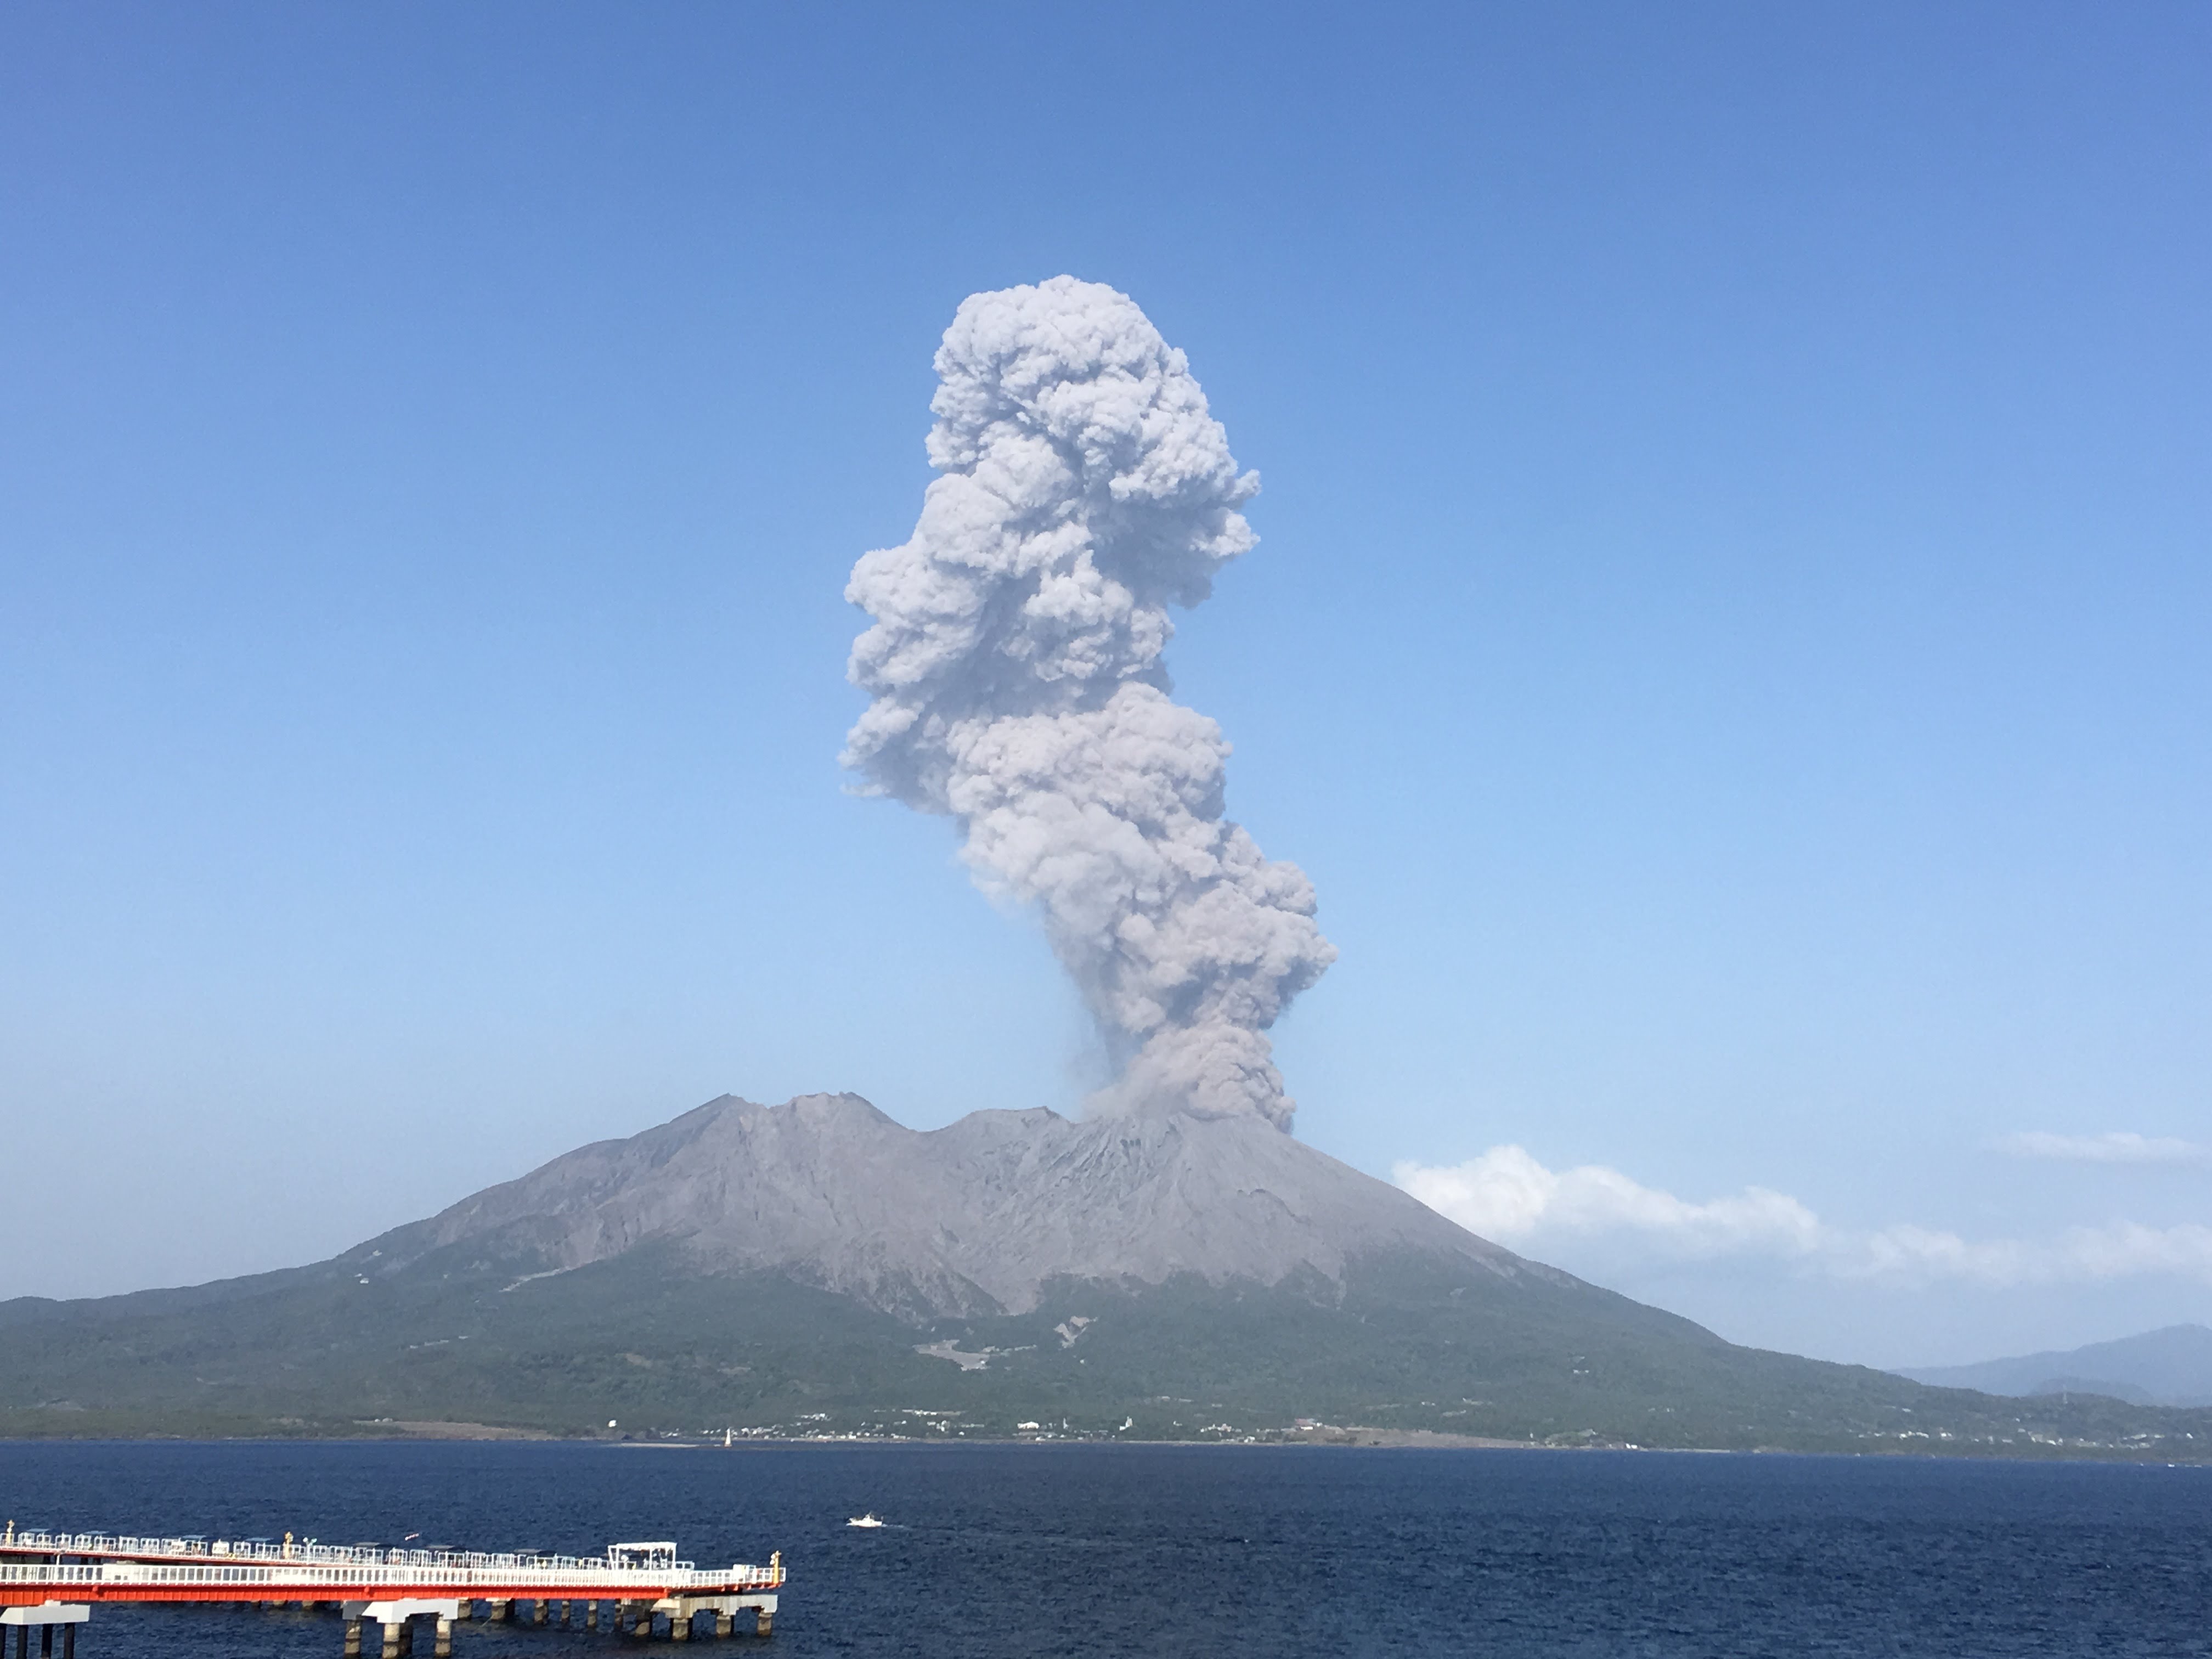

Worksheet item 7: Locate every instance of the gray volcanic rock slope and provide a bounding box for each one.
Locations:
[375,1093,1542,1319]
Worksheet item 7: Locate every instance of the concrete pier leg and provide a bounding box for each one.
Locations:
[636,1607,657,1638]
[673,1607,691,1641]
[345,1618,364,1657]
[756,1607,773,1638]
[533,1599,549,1625]
[380,1620,403,1659]
[714,1612,733,1638]
[58,1632,71,1659]
[453,1599,470,1621]
[38,1627,51,1658]
[586,1600,599,1629]
[433,1617,453,1658]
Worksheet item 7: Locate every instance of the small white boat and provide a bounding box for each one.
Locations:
[846,1514,885,1529]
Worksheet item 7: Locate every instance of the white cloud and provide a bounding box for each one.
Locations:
[1392,1146,1820,1262]
[1993,1131,2212,1167]
[1853,1220,2212,1287]
[1395,1147,2212,1288]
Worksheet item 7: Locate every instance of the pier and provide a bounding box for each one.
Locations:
[0,1523,781,1652]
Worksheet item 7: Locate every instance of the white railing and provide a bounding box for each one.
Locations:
[2,1528,691,1575]
[0,1560,781,1593]
[0,1531,780,1593]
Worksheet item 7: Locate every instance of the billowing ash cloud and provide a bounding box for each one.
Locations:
[843,276,1335,1131]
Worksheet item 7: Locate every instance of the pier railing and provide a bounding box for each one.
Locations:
[3,1528,702,1575]
[0,1528,781,1593]
[1,1560,780,1594]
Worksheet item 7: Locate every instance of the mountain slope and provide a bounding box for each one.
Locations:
[372,1093,1533,1319]
[3,1093,2209,1458]
[1898,1324,2212,1407]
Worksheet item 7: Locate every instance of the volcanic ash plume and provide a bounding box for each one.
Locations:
[843,276,1335,1131]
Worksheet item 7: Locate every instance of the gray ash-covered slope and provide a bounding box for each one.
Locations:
[3,1094,2209,1457]
[379,1092,1537,1320]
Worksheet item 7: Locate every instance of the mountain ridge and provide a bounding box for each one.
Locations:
[1897,1324,2212,1408]
[368,1092,1544,1320]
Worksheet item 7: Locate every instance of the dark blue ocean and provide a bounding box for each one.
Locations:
[2,1441,2207,1656]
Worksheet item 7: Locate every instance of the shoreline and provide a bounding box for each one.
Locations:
[3,1427,2206,1465]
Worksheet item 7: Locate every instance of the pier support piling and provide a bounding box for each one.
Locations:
[714,1611,733,1638]
[1,1610,87,1659]
[433,1617,453,1658]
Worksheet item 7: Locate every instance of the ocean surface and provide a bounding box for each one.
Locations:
[1,1441,2207,1656]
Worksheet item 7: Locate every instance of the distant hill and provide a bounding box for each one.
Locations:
[4,1093,2210,1458]
[1897,1324,2212,1407]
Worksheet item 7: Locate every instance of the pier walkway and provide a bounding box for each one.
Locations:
[0,1522,781,1654]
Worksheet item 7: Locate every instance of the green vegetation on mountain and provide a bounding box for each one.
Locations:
[4,1236,2207,1458]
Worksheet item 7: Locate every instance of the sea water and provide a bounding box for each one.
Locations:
[1,1441,2206,1656]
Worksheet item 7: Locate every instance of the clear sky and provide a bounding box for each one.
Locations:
[4,2,2207,1368]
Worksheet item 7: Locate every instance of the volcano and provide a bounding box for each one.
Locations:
[3,1094,2207,1457]
[380,1093,1537,1320]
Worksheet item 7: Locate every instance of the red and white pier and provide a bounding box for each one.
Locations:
[0,1522,782,1654]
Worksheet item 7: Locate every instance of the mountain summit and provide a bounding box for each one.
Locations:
[377,1093,1534,1321]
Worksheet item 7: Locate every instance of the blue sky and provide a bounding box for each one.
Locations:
[3,2,2207,1366]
